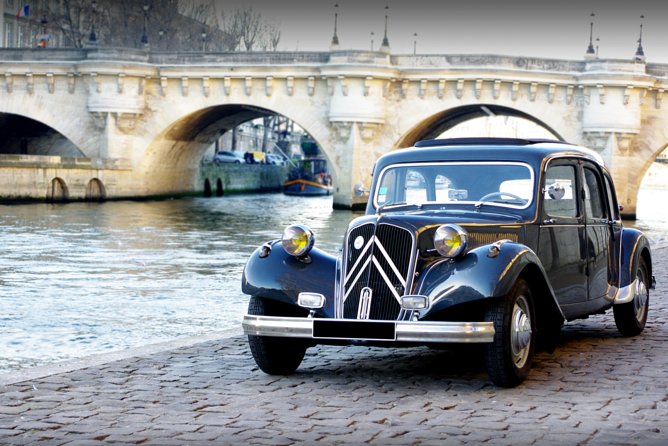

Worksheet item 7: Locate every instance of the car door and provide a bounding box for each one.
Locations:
[582,162,612,307]
[537,160,588,317]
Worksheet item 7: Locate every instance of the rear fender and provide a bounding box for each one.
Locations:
[416,242,564,322]
[610,228,654,303]
[241,240,339,317]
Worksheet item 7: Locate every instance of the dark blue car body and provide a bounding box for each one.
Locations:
[242,138,654,387]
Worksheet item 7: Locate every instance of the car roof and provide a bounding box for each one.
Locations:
[374,138,605,173]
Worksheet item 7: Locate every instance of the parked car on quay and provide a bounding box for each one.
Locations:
[241,138,655,387]
[266,153,288,166]
[213,150,245,164]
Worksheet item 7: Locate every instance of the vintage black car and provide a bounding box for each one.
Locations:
[241,138,655,387]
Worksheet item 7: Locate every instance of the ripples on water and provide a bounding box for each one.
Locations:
[0,194,359,374]
[1,188,667,374]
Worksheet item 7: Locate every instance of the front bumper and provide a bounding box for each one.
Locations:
[242,315,495,343]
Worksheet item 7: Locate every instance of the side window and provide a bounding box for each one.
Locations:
[405,170,427,203]
[584,167,606,220]
[544,165,577,218]
[604,175,620,221]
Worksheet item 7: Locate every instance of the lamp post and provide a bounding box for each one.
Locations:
[585,12,595,58]
[201,29,207,52]
[88,0,98,46]
[140,3,149,48]
[413,32,418,55]
[370,31,374,51]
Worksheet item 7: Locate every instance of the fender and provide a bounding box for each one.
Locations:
[608,228,654,304]
[241,240,339,317]
[416,241,564,321]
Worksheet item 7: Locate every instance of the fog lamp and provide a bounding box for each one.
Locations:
[433,224,468,258]
[298,292,325,309]
[282,224,315,257]
[401,295,429,310]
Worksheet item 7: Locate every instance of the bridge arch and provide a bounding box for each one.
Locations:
[136,103,332,196]
[0,112,86,157]
[395,104,565,149]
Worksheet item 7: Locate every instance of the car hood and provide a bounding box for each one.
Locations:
[356,209,525,230]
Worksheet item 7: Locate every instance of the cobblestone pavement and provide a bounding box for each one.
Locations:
[2,249,668,445]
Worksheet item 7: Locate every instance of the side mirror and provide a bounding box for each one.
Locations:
[354,183,369,197]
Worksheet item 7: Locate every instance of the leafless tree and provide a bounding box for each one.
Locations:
[221,7,281,52]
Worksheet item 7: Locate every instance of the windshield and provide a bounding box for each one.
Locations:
[374,162,535,210]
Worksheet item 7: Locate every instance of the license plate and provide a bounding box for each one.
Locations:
[313,320,396,341]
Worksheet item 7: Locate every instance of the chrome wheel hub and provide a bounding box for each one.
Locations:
[511,296,532,368]
[634,278,648,323]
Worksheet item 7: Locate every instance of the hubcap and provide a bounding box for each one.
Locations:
[511,295,532,368]
[634,276,649,323]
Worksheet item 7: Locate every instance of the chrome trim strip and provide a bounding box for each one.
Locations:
[343,254,373,301]
[344,235,374,283]
[372,256,402,303]
[242,315,495,343]
[374,237,407,287]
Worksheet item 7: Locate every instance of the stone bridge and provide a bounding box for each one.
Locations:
[1,48,668,215]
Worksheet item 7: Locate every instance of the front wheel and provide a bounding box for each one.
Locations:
[247,296,307,375]
[614,257,650,337]
[484,278,536,387]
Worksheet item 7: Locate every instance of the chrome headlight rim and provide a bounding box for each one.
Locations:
[281,224,315,257]
[433,224,468,258]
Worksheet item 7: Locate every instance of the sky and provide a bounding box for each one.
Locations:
[216,0,668,63]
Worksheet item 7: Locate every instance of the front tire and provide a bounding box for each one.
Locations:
[614,257,650,337]
[247,296,307,375]
[484,278,536,387]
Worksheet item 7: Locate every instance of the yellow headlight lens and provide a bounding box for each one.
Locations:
[282,224,315,257]
[433,224,468,258]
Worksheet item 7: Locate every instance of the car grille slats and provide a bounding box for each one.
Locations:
[343,223,414,321]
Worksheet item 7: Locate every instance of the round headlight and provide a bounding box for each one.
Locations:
[433,224,468,258]
[282,224,315,257]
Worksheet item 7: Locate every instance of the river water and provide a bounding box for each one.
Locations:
[1,189,666,375]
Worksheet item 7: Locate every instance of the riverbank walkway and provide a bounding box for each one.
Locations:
[1,249,668,445]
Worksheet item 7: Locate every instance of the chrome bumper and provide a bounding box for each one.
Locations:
[242,315,495,343]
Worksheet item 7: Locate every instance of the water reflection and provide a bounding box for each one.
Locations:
[1,188,666,374]
[0,194,360,374]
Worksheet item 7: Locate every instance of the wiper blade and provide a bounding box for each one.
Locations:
[376,202,422,214]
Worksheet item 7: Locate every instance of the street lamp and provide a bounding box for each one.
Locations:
[88,0,98,46]
[413,32,418,55]
[201,29,207,52]
[370,31,374,51]
[140,3,149,48]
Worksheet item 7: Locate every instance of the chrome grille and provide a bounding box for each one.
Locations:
[342,223,414,320]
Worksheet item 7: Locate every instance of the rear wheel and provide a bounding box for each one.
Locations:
[484,278,536,387]
[247,296,307,375]
[614,257,650,337]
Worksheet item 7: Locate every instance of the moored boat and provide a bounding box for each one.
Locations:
[283,158,333,196]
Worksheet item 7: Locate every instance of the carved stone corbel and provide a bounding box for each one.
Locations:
[597,84,605,105]
[419,79,427,99]
[474,79,482,99]
[113,112,140,132]
[89,73,99,94]
[223,77,231,95]
[181,77,189,96]
[529,82,538,102]
[307,76,315,96]
[244,77,252,96]
[26,73,34,94]
[5,73,13,93]
[456,79,464,99]
[338,75,347,96]
[493,80,501,99]
[624,86,633,105]
[331,121,352,142]
[286,76,294,96]
[46,73,55,94]
[265,76,273,97]
[400,79,409,98]
[566,85,574,104]
[511,81,520,101]
[68,73,76,94]
[639,88,648,105]
[358,122,382,143]
[656,89,664,109]
[364,77,373,97]
[117,74,125,94]
[158,77,167,96]
[202,77,210,97]
[547,84,556,103]
[437,79,445,99]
